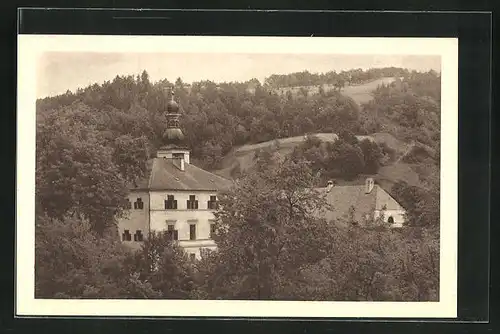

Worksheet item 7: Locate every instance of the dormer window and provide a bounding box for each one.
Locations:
[208,195,218,210]
[187,195,199,210]
[165,195,178,209]
[134,198,144,210]
[172,153,184,159]
[122,230,132,241]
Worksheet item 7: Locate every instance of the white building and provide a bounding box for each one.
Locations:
[117,90,231,259]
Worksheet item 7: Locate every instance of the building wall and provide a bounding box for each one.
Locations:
[373,209,405,227]
[156,149,190,163]
[149,190,218,259]
[117,190,150,250]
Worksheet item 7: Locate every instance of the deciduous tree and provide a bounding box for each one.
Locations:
[195,155,332,299]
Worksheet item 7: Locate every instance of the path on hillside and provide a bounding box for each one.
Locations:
[395,140,416,163]
[340,77,397,105]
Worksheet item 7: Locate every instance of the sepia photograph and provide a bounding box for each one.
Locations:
[17,36,458,318]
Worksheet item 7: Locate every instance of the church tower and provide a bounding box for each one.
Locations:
[156,87,190,166]
[118,83,232,259]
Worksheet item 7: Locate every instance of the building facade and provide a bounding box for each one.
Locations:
[117,89,231,259]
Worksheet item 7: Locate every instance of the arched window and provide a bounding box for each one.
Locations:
[388,216,395,224]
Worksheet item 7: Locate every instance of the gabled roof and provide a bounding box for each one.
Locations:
[316,184,405,223]
[131,158,233,192]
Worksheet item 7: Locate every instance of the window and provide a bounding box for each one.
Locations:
[189,253,196,261]
[165,195,178,209]
[388,216,395,224]
[189,224,196,240]
[134,198,144,209]
[122,230,131,241]
[210,221,216,238]
[173,153,184,159]
[134,230,144,242]
[127,199,132,209]
[167,224,178,240]
[187,195,199,209]
[208,195,218,210]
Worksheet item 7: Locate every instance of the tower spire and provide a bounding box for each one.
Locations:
[156,85,190,164]
[162,86,185,147]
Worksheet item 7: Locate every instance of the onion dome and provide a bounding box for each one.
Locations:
[161,87,185,146]
[163,127,185,143]
[166,96,180,114]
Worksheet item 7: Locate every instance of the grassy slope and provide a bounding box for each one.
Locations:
[273,77,398,105]
[213,77,423,190]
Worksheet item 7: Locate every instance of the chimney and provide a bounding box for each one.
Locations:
[326,180,334,193]
[180,157,185,171]
[365,177,374,194]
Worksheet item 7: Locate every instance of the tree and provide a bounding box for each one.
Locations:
[175,77,184,88]
[326,140,365,180]
[359,139,384,174]
[36,103,133,235]
[318,85,325,96]
[130,231,196,299]
[35,214,161,298]
[113,134,150,186]
[196,156,332,299]
[338,129,358,146]
[391,180,439,228]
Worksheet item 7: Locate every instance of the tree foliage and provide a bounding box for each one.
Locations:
[192,155,333,299]
[128,231,196,299]
[35,103,146,235]
[35,214,160,298]
[189,156,439,301]
[289,135,387,182]
[264,67,410,88]
[391,180,439,228]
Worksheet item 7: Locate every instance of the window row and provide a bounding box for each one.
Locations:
[165,195,218,210]
[122,229,144,242]
[166,222,217,241]
[122,223,217,243]
[127,198,144,210]
[127,196,218,210]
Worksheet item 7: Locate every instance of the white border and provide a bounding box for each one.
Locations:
[17,35,458,318]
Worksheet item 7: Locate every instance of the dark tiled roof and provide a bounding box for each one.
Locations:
[316,185,404,223]
[131,158,232,191]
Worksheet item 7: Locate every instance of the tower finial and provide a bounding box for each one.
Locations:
[162,83,183,146]
[162,85,175,101]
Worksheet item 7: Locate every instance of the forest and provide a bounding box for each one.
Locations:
[35,67,441,300]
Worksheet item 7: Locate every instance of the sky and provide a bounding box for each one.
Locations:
[37,52,441,98]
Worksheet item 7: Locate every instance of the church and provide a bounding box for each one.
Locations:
[117,89,232,260]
